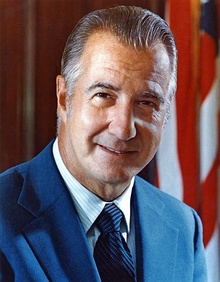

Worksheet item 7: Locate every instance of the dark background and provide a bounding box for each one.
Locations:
[0,0,165,172]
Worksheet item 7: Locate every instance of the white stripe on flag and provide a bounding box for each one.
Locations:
[157,97,183,201]
[200,79,219,181]
[205,224,220,282]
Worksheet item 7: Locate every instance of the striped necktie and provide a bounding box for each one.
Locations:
[94,203,136,282]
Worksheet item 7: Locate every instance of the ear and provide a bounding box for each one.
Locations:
[56,75,68,122]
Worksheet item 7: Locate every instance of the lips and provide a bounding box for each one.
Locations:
[99,145,132,154]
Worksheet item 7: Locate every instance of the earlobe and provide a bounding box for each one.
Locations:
[56,75,67,121]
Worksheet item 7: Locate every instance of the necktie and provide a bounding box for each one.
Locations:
[94,203,136,282]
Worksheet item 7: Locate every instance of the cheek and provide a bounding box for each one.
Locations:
[67,100,93,128]
[70,106,104,143]
[151,107,167,124]
[81,105,109,135]
[139,121,163,152]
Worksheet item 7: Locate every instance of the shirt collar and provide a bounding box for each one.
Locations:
[53,138,134,234]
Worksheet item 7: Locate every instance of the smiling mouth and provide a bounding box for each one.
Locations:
[100,145,131,155]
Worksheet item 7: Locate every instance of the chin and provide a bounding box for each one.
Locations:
[97,168,136,185]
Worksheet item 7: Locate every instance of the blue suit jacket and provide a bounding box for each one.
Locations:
[0,141,207,281]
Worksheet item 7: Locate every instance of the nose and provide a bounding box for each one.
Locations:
[108,103,137,141]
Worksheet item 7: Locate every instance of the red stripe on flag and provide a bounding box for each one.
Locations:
[168,0,200,210]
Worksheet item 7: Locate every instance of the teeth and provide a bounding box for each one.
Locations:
[103,146,127,154]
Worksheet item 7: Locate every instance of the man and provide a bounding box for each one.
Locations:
[0,6,207,281]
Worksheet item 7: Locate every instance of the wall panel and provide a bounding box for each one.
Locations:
[0,0,26,171]
[0,0,165,172]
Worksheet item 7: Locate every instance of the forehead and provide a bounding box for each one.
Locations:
[78,31,171,95]
[81,31,170,69]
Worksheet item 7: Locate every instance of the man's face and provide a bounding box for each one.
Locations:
[57,32,171,197]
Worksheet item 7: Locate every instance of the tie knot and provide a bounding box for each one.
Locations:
[96,204,123,234]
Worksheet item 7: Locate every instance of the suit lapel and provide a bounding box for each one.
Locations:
[18,142,100,281]
[22,191,100,281]
[133,177,179,282]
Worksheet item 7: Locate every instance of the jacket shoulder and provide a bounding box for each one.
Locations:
[0,162,28,197]
[0,140,55,197]
[134,176,200,229]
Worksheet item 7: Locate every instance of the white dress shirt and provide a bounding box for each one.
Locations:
[52,138,136,266]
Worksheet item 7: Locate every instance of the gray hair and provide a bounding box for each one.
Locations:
[58,5,177,129]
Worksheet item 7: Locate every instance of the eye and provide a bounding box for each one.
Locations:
[92,92,115,107]
[139,100,156,107]
[95,93,112,99]
[137,100,159,110]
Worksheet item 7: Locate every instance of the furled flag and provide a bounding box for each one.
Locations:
[156,0,220,281]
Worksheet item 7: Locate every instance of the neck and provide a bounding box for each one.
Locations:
[77,176,132,202]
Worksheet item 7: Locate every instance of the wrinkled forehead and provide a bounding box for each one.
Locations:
[81,31,170,71]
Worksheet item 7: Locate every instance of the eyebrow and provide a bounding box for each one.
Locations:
[87,81,165,104]
[87,82,121,92]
